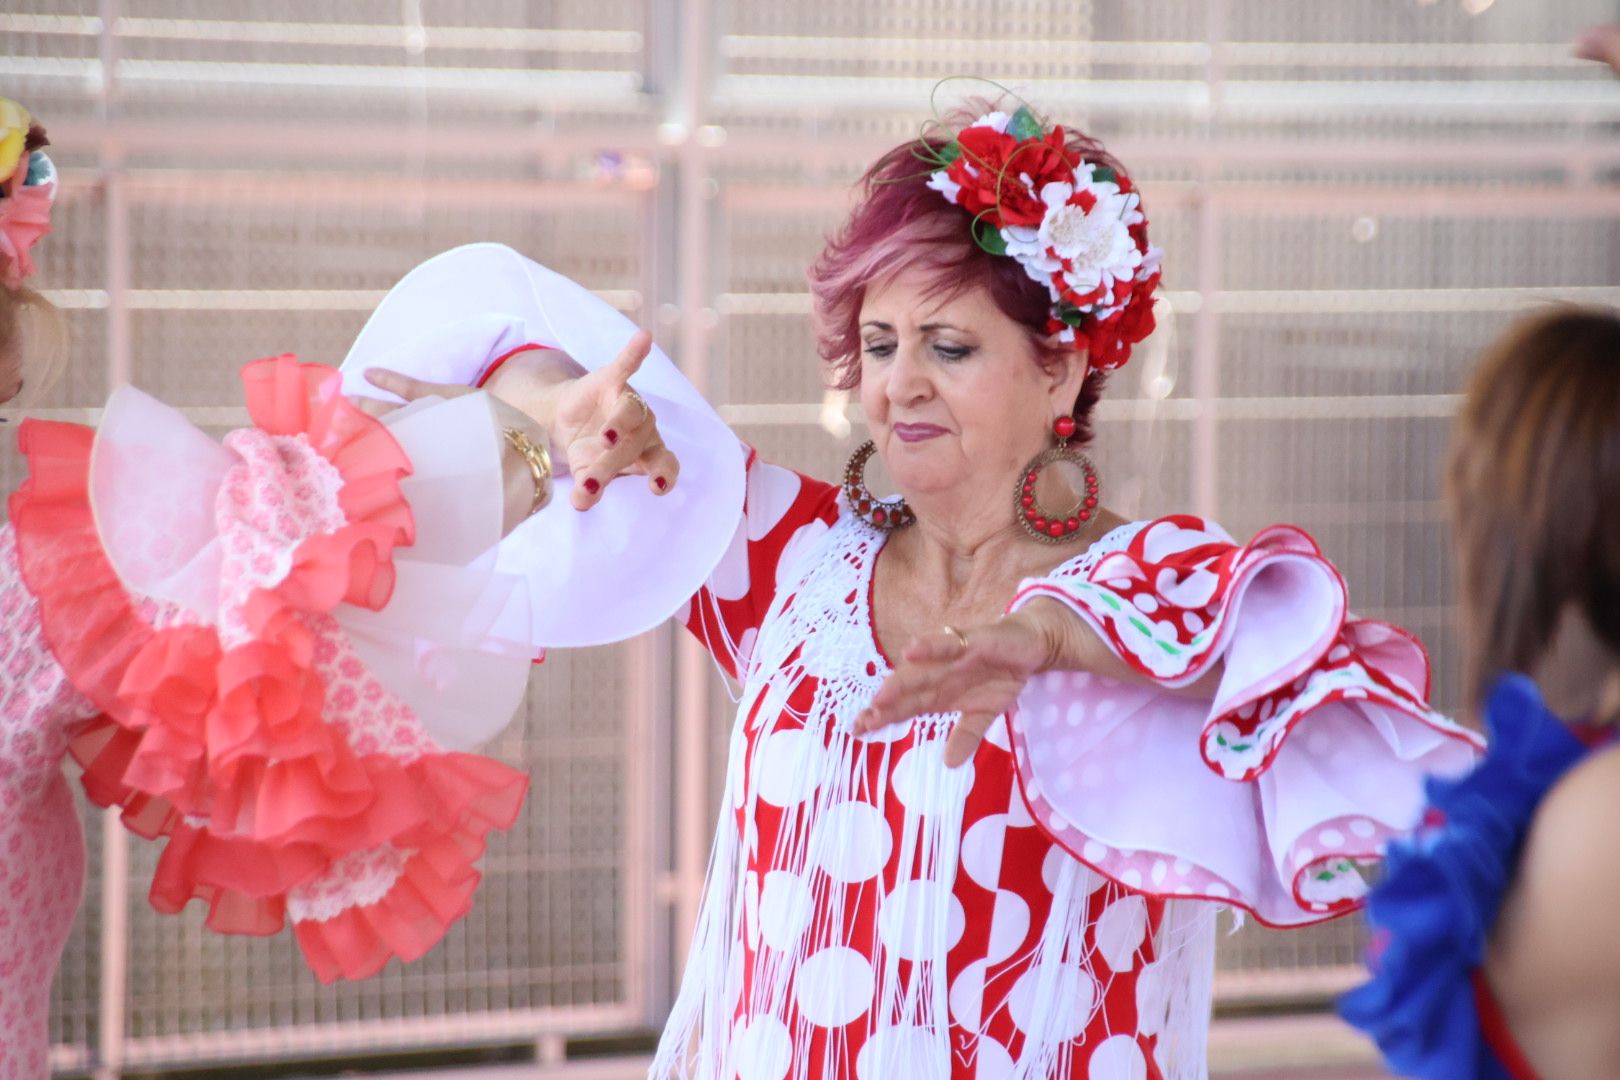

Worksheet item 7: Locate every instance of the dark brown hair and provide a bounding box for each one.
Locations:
[1448,306,1620,704]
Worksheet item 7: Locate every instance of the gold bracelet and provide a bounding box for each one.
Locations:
[502,426,553,516]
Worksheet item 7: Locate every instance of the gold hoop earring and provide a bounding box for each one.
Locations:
[1015,415,1099,544]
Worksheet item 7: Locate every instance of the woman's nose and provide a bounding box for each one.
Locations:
[885,343,932,404]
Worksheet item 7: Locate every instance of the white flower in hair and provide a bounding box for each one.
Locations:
[969,111,1013,133]
[925,169,963,206]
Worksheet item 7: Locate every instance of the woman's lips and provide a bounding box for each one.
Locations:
[893,423,948,443]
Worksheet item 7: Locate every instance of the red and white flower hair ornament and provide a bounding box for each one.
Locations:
[0,97,58,290]
[920,103,1162,371]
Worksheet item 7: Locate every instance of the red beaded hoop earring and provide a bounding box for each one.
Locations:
[843,440,916,530]
[1015,415,1100,544]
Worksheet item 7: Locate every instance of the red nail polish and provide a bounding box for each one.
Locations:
[604,429,618,445]
[655,476,668,491]
[584,477,600,494]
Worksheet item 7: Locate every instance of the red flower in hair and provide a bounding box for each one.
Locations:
[931,118,1080,229]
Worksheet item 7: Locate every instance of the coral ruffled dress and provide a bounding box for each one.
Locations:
[4,356,533,982]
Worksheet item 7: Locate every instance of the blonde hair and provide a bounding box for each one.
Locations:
[0,282,67,409]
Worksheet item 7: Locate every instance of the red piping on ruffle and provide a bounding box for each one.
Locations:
[475,343,553,389]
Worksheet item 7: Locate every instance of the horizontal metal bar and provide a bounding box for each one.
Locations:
[720,34,1581,69]
[39,287,641,312]
[105,1004,641,1068]
[1214,962,1366,1003]
[0,55,643,104]
[714,73,1620,119]
[0,14,642,52]
[717,393,1463,428]
[719,285,1620,319]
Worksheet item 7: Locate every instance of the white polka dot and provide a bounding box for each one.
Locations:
[1350,818,1377,839]
[1043,846,1105,897]
[878,880,965,960]
[1134,959,1170,1036]
[755,728,824,807]
[735,627,759,675]
[1108,577,1135,591]
[985,890,1031,964]
[775,519,832,591]
[709,520,752,602]
[974,1036,1015,1080]
[745,463,802,541]
[743,871,760,949]
[1007,787,1037,828]
[961,814,1008,891]
[1206,882,1230,898]
[1088,1034,1148,1080]
[796,947,873,1027]
[758,871,813,951]
[1132,592,1159,614]
[733,1015,792,1080]
[1328,644,1352,663]
[1319,828,1346,848]
[892,745,973,814]
[814,801,891,883]
[856,1026,949,1080]
[1183,610,1205,634]
[1065,700,1088,726]
[1120,868,1142,889]
[1008,964,1100,1040]
[949,959,989,1028]
[1082,840,1108,864]
[1095,894,1149,972]
[1150,860,1168,887]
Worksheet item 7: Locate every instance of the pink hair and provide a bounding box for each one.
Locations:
[807,102,1122,447]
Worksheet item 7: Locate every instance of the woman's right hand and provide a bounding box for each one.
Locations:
[534,330,681,511]
[364,328,681,513]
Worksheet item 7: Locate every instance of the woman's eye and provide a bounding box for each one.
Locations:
[863,342,896,358]
[934,344,971,362]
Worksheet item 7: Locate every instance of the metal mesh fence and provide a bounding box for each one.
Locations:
[1,0,1617,1072]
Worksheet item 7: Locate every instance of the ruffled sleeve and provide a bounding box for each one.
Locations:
[11,356,533,982]
[337,242,747,650]
[1005,514,1482,927]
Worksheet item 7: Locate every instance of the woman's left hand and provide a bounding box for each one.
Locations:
[854,604,1067,768]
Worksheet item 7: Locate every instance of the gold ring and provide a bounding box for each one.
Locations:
[942,625,968,649]
[624,387,650,422]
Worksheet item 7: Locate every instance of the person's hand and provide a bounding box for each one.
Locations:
[853,607,1064,768]
[541,330,680,511]
[1574,24,1620,76]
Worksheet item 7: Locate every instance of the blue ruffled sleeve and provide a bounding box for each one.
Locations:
[1337,674,1592,1079]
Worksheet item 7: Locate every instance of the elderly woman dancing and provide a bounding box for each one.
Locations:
[355,102,1480,1080]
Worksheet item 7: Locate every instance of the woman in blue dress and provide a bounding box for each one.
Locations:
[1340,307,1620,1079]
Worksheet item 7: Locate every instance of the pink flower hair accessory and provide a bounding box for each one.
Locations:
[919,104,1162,372]
[0,97,57,290]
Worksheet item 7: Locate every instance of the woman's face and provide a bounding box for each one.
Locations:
[857,265,1086,502]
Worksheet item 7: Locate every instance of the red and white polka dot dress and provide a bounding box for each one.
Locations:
[655,456,1480,1080]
